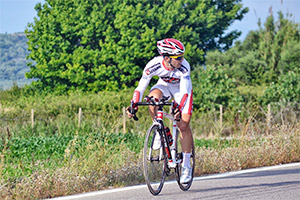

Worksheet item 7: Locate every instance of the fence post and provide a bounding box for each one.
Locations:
[31,109,34,129]
[267,104,271,128]
[78,108,82,128]
[267,104,271,132]
[220,105,223,130]
[123,107,126,134]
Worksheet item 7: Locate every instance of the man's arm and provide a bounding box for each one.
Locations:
[179,74,192,109]
[132,75,151,103]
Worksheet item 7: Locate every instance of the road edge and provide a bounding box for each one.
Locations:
[49,162,300,200]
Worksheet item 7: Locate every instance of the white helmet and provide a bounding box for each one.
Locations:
[157,38,185,56]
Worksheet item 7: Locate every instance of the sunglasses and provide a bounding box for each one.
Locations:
[169,54,184,60]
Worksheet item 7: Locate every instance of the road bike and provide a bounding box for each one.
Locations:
[130,96,195,195]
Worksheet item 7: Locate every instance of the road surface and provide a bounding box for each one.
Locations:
[51,162,300,200]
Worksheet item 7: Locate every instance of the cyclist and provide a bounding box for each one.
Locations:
[126,38,193,183]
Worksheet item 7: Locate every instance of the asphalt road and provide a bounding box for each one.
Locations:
[52,162,300,200]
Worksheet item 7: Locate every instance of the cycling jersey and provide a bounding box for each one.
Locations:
[133,56,193,114]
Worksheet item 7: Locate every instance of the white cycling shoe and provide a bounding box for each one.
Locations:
[152,132,161,150]
[180,166,192,184]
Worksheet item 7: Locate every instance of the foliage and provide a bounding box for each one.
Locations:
[277,40,300,74]
[192,65,243,111]
[194,138,239,149]
[0,132,144,179]
[0,33,32,90]
[0,131,241,179]
[0,88,133,120]
[206,11,300,86]
[205,11,300,107]
[260,71,300,106]
[25,0,247,93]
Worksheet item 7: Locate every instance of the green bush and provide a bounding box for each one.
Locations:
[192,65,244,112]
[260,72,300,106]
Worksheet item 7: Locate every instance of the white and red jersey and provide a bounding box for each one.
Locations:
[132,56,193,114]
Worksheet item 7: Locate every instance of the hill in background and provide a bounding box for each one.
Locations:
[0,33,33,90]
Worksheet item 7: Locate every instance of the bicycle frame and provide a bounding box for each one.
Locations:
[134,97,181,168]
[156,106,181,168]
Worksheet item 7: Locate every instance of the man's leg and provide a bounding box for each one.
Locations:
[177,113,193,153]
[177,113,193,183]
[148,89,163,120]
[147,89,163,150]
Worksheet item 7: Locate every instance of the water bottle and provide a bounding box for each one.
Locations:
[165,127,173,146]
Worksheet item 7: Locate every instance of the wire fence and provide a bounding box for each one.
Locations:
[1,102,300,135]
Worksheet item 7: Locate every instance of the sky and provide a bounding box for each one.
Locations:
[0,0,299,41]
[229,0,300,41]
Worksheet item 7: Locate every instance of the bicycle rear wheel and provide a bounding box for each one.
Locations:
[143,124,167,195]
[175,129,195,191]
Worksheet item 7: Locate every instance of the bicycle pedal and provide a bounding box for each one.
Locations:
[175,159,182,164]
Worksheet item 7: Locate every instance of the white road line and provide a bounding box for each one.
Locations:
[49,162,300,200]
[192,162,300,181]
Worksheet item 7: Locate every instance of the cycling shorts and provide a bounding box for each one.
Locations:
[150,82,193,115]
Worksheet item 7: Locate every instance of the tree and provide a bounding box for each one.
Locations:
[206,11,300,86]
[25,0,247,93]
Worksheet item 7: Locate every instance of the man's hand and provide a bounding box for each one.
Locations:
[172,101,182,121]
[172,107,181,121]
[126,106,138,118]
[126,100,138,119]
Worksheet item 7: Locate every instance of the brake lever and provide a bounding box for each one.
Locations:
[130,101,139,121]
[162,96,170,102]
[133,114,138,121]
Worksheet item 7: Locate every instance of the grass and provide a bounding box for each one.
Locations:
[0,122,299,199]
[0,132,238,182]
[0,91,300,199]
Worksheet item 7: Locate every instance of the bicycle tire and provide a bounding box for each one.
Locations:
[143,124,167,195]
[175,129,195,191]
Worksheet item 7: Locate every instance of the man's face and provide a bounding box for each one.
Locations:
[167,54,184,69]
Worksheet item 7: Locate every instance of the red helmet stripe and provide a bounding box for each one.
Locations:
[157,38,185,56]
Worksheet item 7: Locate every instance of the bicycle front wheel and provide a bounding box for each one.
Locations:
[143,124,167,195]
